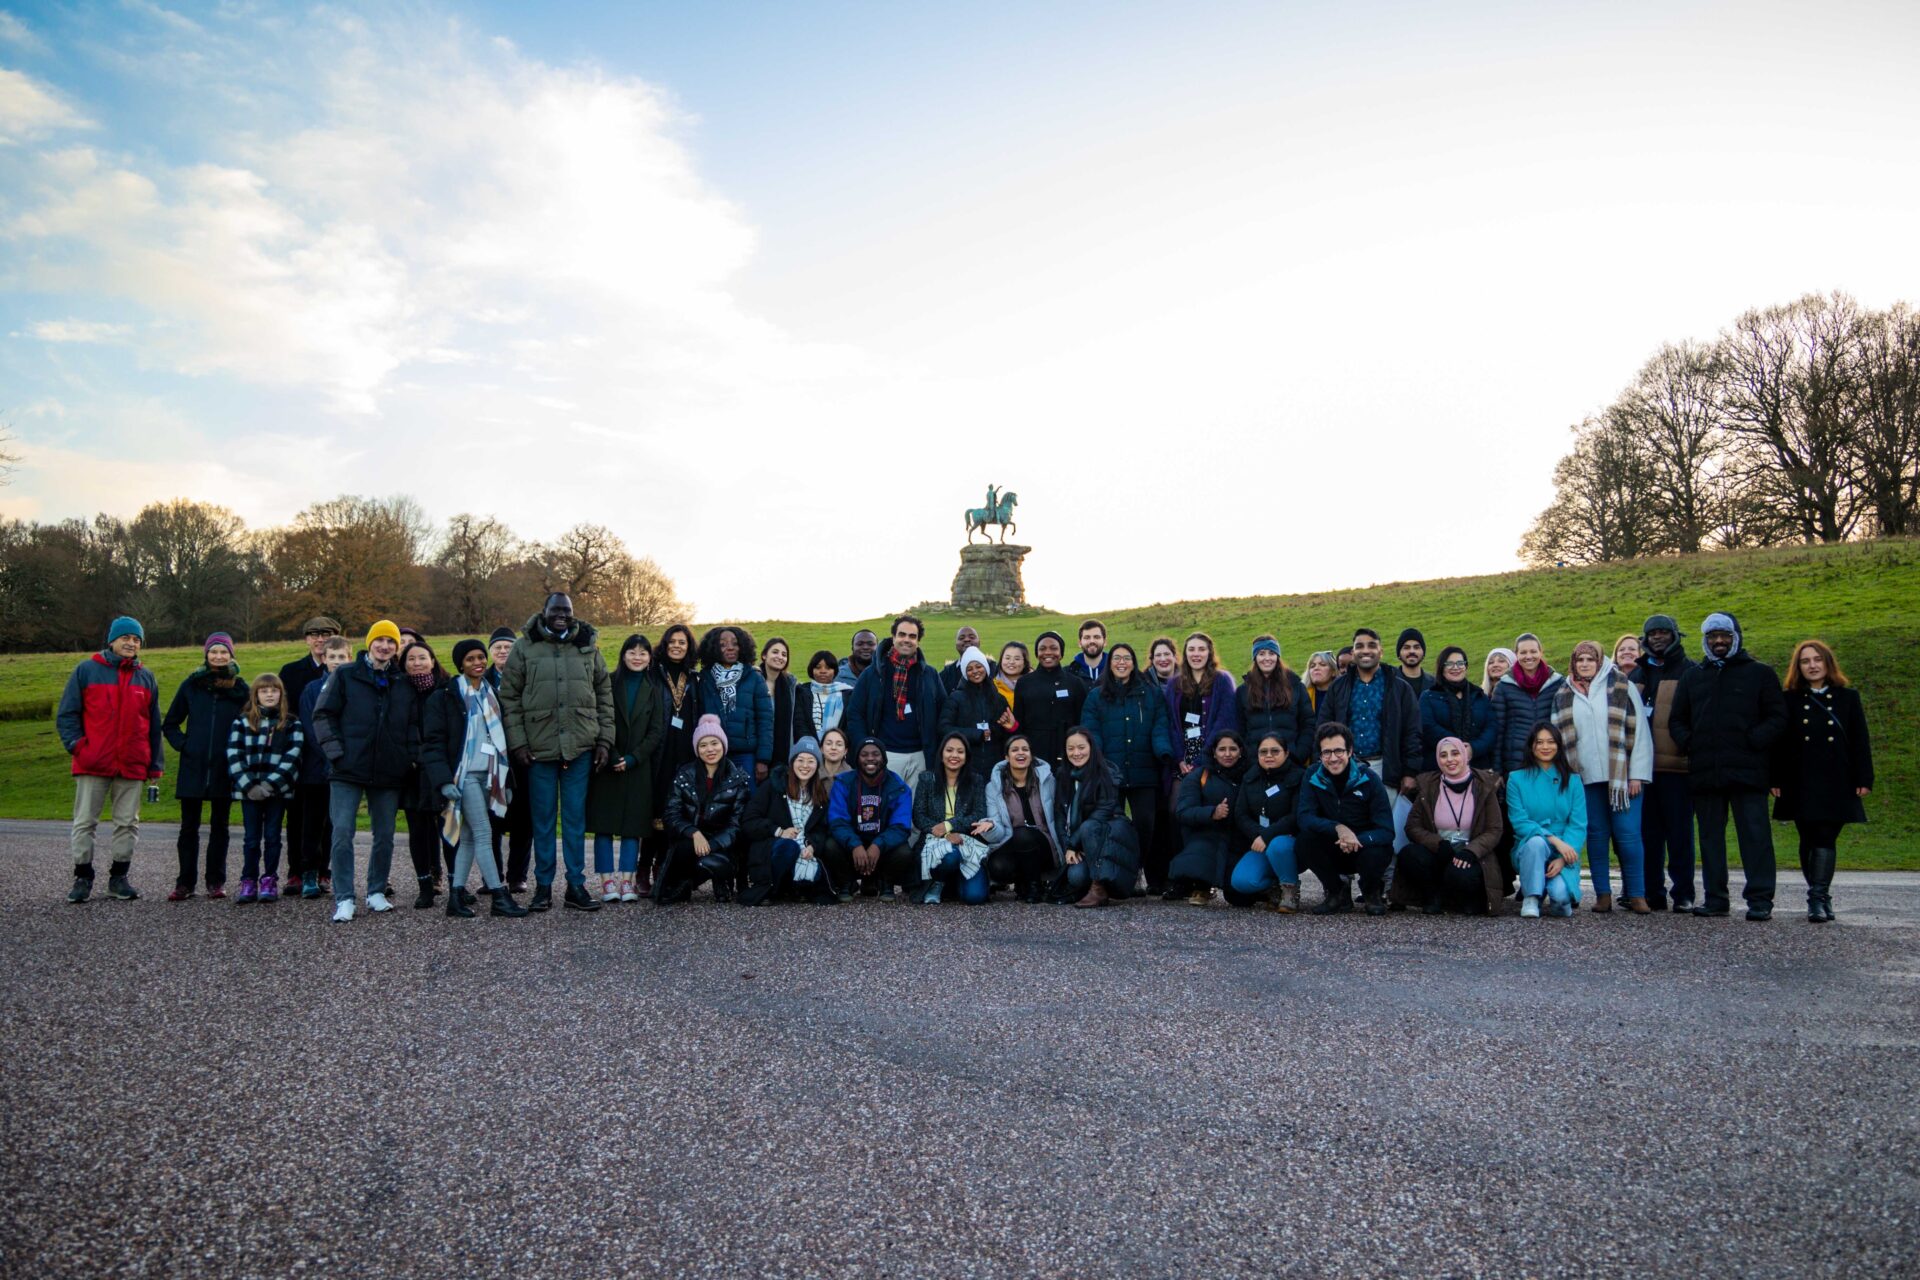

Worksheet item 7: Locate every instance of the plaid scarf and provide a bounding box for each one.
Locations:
[461,677,513,817]
[889,649,915,721]
[1552,670,1638,811]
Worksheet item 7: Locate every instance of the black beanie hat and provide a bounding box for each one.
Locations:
[1397,627,1425,651]
[451,639,486,670]
[488,626,517,646]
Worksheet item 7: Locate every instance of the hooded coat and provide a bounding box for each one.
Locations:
[1081,674,1175,786]
[1668,615,1788,793]
[163,665,250,800]
[845,639,946,770]
[499,614,615,764]
[57,651,164,781]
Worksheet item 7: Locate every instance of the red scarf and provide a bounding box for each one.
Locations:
[1513,660,1554,696]
[890,650,915,721]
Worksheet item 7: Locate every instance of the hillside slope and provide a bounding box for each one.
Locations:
[3,539,1911,867]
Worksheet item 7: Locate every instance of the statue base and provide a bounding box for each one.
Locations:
[950,543,1032,612]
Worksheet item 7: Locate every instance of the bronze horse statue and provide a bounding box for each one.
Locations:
[965,490,1018,544]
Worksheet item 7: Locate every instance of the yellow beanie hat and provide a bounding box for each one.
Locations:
[366,619,403,648]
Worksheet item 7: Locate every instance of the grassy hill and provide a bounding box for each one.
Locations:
[3,539,1912,868]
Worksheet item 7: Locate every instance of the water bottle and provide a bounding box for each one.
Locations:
[146,783,160,803]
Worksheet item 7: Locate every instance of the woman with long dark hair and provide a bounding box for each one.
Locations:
[1080,642,1172,888]
[910,732,998,903]
[740,736,841,904]
[399,640,454,908]
[1226,732,1305,911]
[983,734,1057,903]
[760,637,799,766]
[1236,636,1314,762]
[1168,729,1250,905]
[698,625,774,791]
[794,649,852,744]
[586,634,666,903]
[1053,727,1140,908]
[643,622,701,895]
[1507,723,1585,919]
[1773,639,1872,923]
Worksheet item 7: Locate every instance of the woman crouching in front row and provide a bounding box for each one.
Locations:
[653,715,752,903]
[1394,735,1507,915]
[739,736,843,905]
[911,733,999,903]
[1051,728,1140,908]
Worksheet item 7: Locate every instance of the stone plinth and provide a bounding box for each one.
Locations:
[951,543,1032,611]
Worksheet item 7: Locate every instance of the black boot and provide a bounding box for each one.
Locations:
[563,882,602,912]
[68,863,94,904]
[1807,847,1837,923]
[446,888,475,918]
[491,887,528,917]
[106,861,138,900]
[413,876,436,909]
[527,883,553,912]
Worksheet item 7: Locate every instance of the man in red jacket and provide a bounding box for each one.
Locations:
[55,616,165,903]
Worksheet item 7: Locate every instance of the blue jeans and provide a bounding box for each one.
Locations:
[240,798,286,879]
[1516,835,1579,906]
[328,781,400,904]
[1228,835,1298,895]
[527,755,591,889]
[932,846,989,904]
[453,771,503,891]
[1583,784,1645,898]
[1640,772,1695,904]
[593,834,639,874]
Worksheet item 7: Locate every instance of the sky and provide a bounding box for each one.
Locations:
[2,0,1917,620]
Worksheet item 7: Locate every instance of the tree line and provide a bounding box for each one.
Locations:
[1522,291,1919,566]
[0,495,690,652]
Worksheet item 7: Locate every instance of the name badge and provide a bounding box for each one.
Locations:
[1265,784,1280,797]
[1258,815,1270,828]
[1186,727,1202,739]
[1055,688,1070,699]
[977,721,990,733]
[670,716,684,729]
[1185,712,1201,725]
[904,703,913,716]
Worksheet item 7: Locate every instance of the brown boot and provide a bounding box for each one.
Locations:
[1074,882,1109,909]
[1592,893,1613,913]
[1623,896,1651,914]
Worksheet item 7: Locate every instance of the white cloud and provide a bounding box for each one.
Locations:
[0,12,43,51]
[21,318,131,343]
[0,67,92,142]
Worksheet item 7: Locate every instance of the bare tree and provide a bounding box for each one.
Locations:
[1717,293,1865,544]
[1614,341,1730,554]
[260,494,429,632]
[615,555,692,629]
[1519,416,1660,566]
[432,513,521,631]
[535,523,625,614]
[1849,302,1920,537]
[0,422,17,486]
[124,500,256,645]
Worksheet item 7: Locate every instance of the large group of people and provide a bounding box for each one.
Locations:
[57,599,1875,926]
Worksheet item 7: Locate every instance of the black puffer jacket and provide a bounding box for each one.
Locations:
[312,656,424,790]
[664,759,752,850]
[1669,631,1787,793]
[162,666,250,800]
[1236,673,1316,764]
[1052,758,1140,893]
[1169,756,1246,888]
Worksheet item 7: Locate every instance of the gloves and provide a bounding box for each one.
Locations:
[246,782,274,801]
[440,783,461,802]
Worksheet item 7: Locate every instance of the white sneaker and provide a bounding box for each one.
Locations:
[366,892,393,913]
[331,900,355,923]
[1520,896,1540,919]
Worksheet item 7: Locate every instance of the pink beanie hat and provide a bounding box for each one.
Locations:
[692,714,728,754]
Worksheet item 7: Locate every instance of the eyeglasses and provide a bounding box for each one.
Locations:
[1442,660,1468,670]
[1319,747,1350,757]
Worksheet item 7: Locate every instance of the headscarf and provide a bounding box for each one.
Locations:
[1435,735,1473,785]
[1566,640,1605,695]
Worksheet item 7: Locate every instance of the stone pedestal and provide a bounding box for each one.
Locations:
[951,544,1031,611]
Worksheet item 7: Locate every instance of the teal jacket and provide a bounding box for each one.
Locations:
[1504,767,1586,852]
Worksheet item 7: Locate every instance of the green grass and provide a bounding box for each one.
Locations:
[5,539,1913,868]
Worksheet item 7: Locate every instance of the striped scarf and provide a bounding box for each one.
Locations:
[889,650,914,721]
[1552,670,1637,811]
[461,677,513,817]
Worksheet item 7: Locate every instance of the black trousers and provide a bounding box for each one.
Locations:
[405,808,456,881]
[1396,844,1487,914]
[1299,830,1392,902]
[490,757,533,885]
[1695,788,1775,909]
[989,828,1054,890]
[1641,771,1695,906]
[176,797,232,889]
[290,782,332,879]
[1143,784,1177,892]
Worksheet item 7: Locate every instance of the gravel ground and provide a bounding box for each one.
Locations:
[1,819,1915,1279]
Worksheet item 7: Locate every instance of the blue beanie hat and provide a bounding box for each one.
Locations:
[106,617,144,645]
[1251,637,1281,659]
[789,736,822,770]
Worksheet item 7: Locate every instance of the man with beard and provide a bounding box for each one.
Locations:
[1316,627,1421,850]
[1630,612,1698,911]
[499,593,615,913]
[846,615,944,787]
[1669,612,1788,921]
[1395,628,1435,698]
[1068,619,1109,684]
[939,625,997,694]
[1013,630,1091,773]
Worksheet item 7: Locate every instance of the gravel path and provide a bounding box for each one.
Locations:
[2,821,1915,1278]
